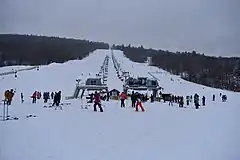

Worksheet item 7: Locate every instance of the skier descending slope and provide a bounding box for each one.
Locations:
[93,91,103,112]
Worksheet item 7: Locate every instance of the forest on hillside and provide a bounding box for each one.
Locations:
[0,34,109,65]
[112,44,240,92]
[0,34,239,92]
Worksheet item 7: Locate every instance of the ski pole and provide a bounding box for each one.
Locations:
[6,103,9,120]
[3,101,5,121]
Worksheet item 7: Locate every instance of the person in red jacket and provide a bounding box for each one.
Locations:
[93,91,103,112]
[119,92,127,107]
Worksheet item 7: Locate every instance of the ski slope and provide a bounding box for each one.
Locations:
[0,49,239,160]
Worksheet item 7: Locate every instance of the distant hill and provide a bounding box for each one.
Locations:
[112,44,240,92]
[0,34,109,65]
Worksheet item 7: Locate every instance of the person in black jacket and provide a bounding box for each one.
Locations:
[52,91,61,107]
[131,91,137,108]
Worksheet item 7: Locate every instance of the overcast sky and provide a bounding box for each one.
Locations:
[0,0,239,57]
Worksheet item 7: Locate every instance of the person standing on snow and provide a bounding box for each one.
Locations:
[202,96,206,106]
[43,92,48,103]
[179,96,184,108]
[32,91,37,103]
[212,94,215,101]
[194,94,200,109]
[119,92,127,107]
[131,91,137,108]
[93,91,103,112]
[21,92,24,103]
[135,95,145,112]
[52,91,61,106]
[51,92,54,99]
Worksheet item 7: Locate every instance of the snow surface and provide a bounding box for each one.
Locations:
[0,49,239,160]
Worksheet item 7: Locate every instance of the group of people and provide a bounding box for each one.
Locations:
[89,91,145,112]
[119,91,145,112]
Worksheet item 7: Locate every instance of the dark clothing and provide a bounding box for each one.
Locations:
[212,94,215,101]
[51,92,54,99]
[21,93,24,103]
[131,93,137,107]
[194,94,200,109]
[202,96,206,106]
[94,102,103,112]
[52,91,61,106]
[120,99,125,107]
[131,101,136,108]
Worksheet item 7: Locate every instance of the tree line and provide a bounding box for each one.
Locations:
[0,34,109,65]
[0,34,239,92]
[112,44,240,92]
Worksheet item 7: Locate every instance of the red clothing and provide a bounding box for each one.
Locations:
[119,93,127,100]
[94,93,101,103]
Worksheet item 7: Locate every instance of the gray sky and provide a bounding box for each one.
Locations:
[0,0,239,57]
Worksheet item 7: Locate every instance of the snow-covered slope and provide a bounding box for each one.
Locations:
[0,49,239,160]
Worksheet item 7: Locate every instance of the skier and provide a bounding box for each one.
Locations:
[190,95,193,103]
[52,91,62,109]
[150,94,154,103]
[43,92,48,103]
[32,91,37,103]
[212,94,215,101]
[222,95,227,102]
[169,95,173,106]
[51,92,54,99]
[4,90,10,105]
[186,96,190,106]
[202,96,206,106]
[179,96,184,108]
[131,91,137,108]
[93,91,103,112]
[119,92,127,107]
[194,94,200,109]
[135,95,145,112]
[21,92,24,103]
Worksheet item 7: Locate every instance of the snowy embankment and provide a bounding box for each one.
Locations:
[0,49,239,160]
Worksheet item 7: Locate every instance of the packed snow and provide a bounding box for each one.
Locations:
[0,49,239,160]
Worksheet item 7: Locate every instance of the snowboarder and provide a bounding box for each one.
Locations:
[21,92,24,103]
[119,92,127,107]
[202,96,206,106]
[212,94,215,101]
[93,91,103,112]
